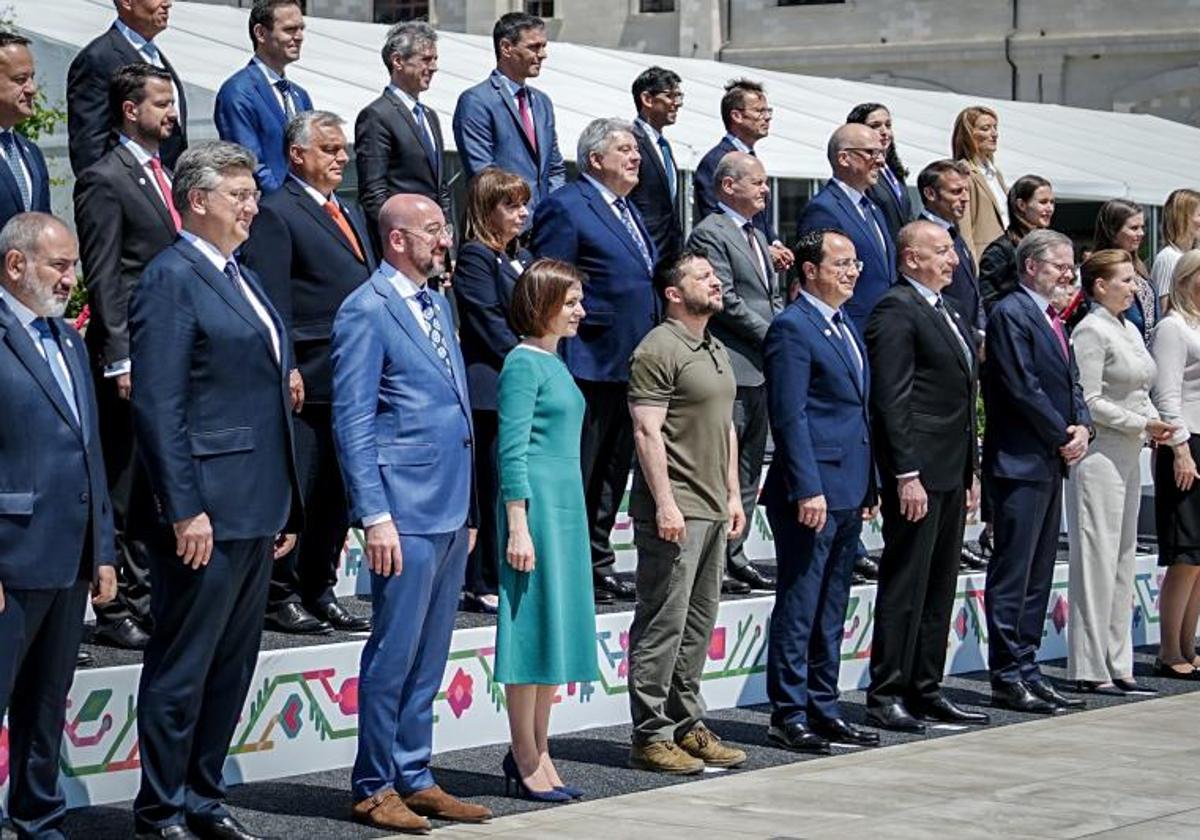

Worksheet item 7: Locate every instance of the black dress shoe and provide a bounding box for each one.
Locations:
[311,600,372,632]
[865,702,926,733]
[94,617,151,650]
[264,603,332,635]
[854,554,880,580]
[721,576,752,595]
[728,563,776,591]
[810,717,880,746]
[187,815,266,840]
[910,696,990,725]
[1151,659,1200,679]
[593,587,615,604]
[959,546,988,571]
[135,825,199,839]
[850,570,868,585]
[1112,678,1157,694]
[595,574,635,600]
[1028,680,1086,709]
[77,649,96,668]
[766,721,831,754]
[990,681,1058,714]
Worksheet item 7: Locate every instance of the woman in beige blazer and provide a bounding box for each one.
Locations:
[1067,250,1176,693]
[952,105,1007,262]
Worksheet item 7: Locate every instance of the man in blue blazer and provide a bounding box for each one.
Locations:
[0,212,116,839]
[0,34,51,231]
[214,0,311,193]
[130,142,303,840]
[983,228,1092,716]
[531,117,659,603]
[453,12,565,219]
[333,194,492,834]
[797,124,897,331]
[761,228,880,754]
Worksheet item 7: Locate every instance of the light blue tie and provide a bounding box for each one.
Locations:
[1,131,30,211]
[411,102,439,176]
[415,288,455,381]
[613,197,654,274]
[657,135,676,201]
[32,318,79,423]
[140,41,162,67]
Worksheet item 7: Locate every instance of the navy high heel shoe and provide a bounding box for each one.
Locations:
[554,783,584,799]
[501,752,571,802]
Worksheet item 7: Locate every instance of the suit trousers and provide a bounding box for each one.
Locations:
[463,409,500,596]
[0,581,88,839]
[766,505,862,727]
[867,483,966,707]
[984,475,1062,686]
[352,527,468,800]
[134,534,274,831]
[627,518,726,744]
[268,404,349,611]
[577,379,636,576]
[727,384,768,572]
[1065,431,1142,682]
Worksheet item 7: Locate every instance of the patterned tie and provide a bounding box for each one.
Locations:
[882,165,903,201]
[415,288,455,381]
[832,311,863,389]
[515,87,537,152]
[323,200,364,262]
[275,79,297,119]
[31,318,79,423]
[223,259,251,304]
[613,197,654,274]
[411,102,440,176]
[1,131,30,211]
[148,156,181,231]
[859,195,887,252]
[657,134,677,201]
[1046,304,1069,359]
[935,297,973,367]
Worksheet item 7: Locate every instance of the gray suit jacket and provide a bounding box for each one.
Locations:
[687,210,785,386]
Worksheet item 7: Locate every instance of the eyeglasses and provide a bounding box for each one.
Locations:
[400,223,455,241]
[207,188,261,206]
[738,106,774,117]
[1037,258,1076,275]
[843,148,886,161]
[827,258,864,275]
[654,90,685,104]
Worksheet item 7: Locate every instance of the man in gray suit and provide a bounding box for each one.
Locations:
[687,152,785,593]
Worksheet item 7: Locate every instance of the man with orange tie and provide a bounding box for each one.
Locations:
[75,62,182,651]
[241,110,377,635]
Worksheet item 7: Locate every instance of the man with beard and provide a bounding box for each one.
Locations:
[625,247,747,774]
[0,33,50,230]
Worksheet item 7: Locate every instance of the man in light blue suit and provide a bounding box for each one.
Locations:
[214,0,311,193]
[797,124,897,331]
[333,193,492,834]
[453,12,565,219]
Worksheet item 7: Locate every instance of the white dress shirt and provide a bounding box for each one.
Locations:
[980,160,1010,227]
[833,177,887,252]
[1152,245,1184,300]
[253,56,293,115]
[800,289,864,373]
[115,19,181,108]
[717,201,769,286]
[1152,311,1200,445]
[636,117,667,171]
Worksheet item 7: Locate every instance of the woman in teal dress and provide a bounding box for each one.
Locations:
[495,259,597,801]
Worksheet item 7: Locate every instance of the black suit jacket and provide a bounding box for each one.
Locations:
[868,170,913,244]
[0,130,50,232]
[67,26,188,175]
[941,221,985,333]
[75,144,179,370]
[454,240,528,412]
[866,281,978,492]
[627,120,682,273]
[239,178,377,404]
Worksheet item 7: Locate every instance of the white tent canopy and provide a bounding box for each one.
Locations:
[15,0,1199,206]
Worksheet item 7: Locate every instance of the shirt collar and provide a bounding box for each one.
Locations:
[581,174,620,207]
[832,178,867,208]
[252,55,285,84]
[662,316,710,351]
[1021,283,1053,315]
[387,83,419,111]
[380,259,426,300]
[717,202,751,228]
[635,117,661,142]
[800,290,842,326]
[724,133,751,154]
[118,133,157,166]
[180,230,232,273]
[0,286,38,329]
[920,209,953,230]
[288,173,332,206]
[114,19,154,53]
[904,275,940,306]
[494,69,525,98]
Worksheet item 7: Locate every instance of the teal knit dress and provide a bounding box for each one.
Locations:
[494,344,599,685]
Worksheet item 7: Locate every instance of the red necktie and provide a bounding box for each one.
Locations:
[324,200,365,263]
[1046,304,1069,358]
[516,87,538,153]
[149,156,181,232]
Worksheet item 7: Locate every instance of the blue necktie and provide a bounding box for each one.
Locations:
[832,311,863,390]
[140,40,162,67]
[657,135,676,201]
[412,102,440,176]
[415,288,455,381]
[274,79,297,119]
[613,197,654,274]
[32,318,78,423]
[1,131,30,211]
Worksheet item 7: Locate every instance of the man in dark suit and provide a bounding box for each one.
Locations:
[453,12,566,219]
[983,228,1092,716]
[214,0,312,193]
[864,220,990,732]
[75,62,181,651]
[532,117,659,603]
[797,123,896,331]
[242,110,375,636]
[918,159,985,335]
[761,228,880,754]
[130,141,303,840]
[67,0,187,175]
[687,152,782,595]
[0,33,50,230]
[356,21,450,235]
[628,66,683,274]
[0,212,116,839]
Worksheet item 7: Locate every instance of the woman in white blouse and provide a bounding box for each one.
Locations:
[1151,249,1200,678]
[951,105,1007,263]
[1152,188,1200,308]
[1067,251,1175,693]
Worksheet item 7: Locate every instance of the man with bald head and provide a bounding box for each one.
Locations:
[332,194,491,833]
[797,123,897,329]
[864,220,988,732]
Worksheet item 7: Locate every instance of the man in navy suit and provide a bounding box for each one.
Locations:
[0,34,50,231]
[0,212,116,839]
[453,12,565,220]
[918,159,985,337]
[333,194,492,833]
[130,142,303,840]
[532,117,660,603]
[67,0,188,175]
[983,228,1092,715]
[762,228,880,754]
[797,124,897,331]
[241,110,375,636]
[628,66,683,274]
[214,0,312,193]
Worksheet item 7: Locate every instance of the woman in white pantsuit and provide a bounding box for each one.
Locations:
[1067,250,1176,692]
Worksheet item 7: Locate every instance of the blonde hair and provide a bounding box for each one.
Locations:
[1168,249,1200,323]
[951,105,998,163]
[1162,188,1200,252]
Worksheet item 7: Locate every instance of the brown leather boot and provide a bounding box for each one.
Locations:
[350,789,432,834]
[403,784,493,823]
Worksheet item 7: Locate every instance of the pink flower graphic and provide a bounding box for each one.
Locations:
[446,668,474,719]
[1050,594,1069,634]
[618,630,631,678]
[337,678,359,716]
[707,627,726,661]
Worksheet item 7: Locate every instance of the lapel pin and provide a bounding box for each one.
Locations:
[138,177,146,185]
[823,328,832,337]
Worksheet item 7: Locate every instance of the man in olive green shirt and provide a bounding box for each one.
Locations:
[626,246,747,774]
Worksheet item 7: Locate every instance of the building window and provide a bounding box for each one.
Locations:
[526,0,555,17]
[640,0,676,11]
[374,1,429,23]
[778,1,845,5]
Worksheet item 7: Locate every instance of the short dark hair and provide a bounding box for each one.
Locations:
[846,101,908,181]
[493,12,544,60]
[108,62,173,129]
[661,246,710,290]
[720,78,765,129]
[631,66,681,111]
[794,228,842,281]
[509,258,584,338]
[0,31,30,51]
[916,159,970,198]
[249,0,302,48]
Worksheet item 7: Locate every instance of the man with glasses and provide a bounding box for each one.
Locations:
[628,66,684,272]
[332,194,492,832]
[982,228,1091,715]
[798,123,897,330]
